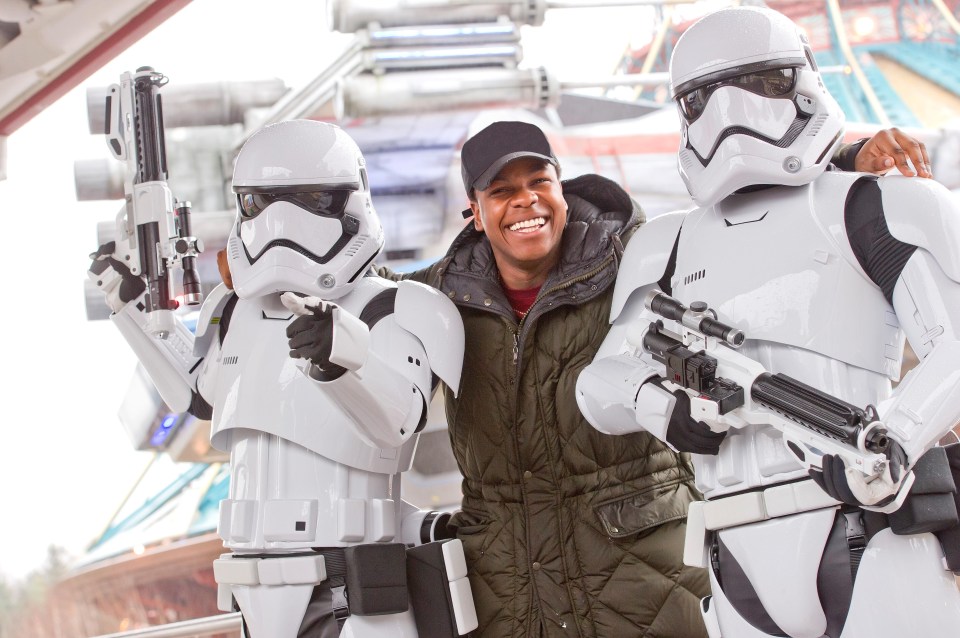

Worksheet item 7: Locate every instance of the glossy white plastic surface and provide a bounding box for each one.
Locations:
[707,564,780,638]
[720,509,834,638]
[881,175,960,283]
[575,354,665,437]
[878,338,960,462]
[892,250,960,360]
[670,7,844,207]
[233,120,361,189]
[238,201,343,263]
[840,529,960,637]
[207,280,412,469]
[669,7,806,96]
[609,210,686,322]
[228,120,384,301]
[394,280,466,395]
[234,581,314,638]
[684,500,709,568]
[193,283,233,357]
[686,87,796,158]
[700,522,960,638]
[112,302,197,413]
[674,174,900,379]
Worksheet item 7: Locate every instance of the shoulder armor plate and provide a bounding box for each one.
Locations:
[394,280,465,396]
[879,176,960,283]
[610,211,686,322]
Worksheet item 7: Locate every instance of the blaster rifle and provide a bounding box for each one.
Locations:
[638,290,893,478]
[104,66,203,337]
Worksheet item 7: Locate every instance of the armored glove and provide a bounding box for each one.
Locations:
[284,295,348,381]
[661,383,728,455]
[810,441,908,507]
[88,241,146,313]
[282,292,371,381]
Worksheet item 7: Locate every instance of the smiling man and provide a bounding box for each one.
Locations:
[468,155,565,288]
[461,121,568,291]
[388,120,713,637]
[376,119,931,638]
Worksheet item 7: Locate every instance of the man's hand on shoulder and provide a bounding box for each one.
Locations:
[855,128,932,178]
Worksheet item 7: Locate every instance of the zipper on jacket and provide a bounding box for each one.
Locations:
[511,252,616,373]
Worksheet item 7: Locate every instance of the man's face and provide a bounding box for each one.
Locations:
[470,157,567,275]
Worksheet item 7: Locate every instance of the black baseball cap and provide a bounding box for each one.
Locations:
[461,121,559,194]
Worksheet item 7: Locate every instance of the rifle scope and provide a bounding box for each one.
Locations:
[644,291,745,348]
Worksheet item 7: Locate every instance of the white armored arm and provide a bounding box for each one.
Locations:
[103,282,231,415]
[285,281,464,449]
[578,210,685,442]
[885,252,960,466]
[881,178,960,463]
[324,343,428,449]
[110,296,202,414]
[576,354,678,444]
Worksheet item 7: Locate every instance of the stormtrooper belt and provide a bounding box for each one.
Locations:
[699,479,842,531]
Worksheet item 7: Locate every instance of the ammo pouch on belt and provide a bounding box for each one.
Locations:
[342,541,466,637]
[889,444,960,572]
[344,543,409,615]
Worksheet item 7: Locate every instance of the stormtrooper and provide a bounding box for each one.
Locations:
[90,119,477,638]
[576,7,960,638]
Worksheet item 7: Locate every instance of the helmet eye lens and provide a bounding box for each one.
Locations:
[732,67,796,97]
[287,190,350,216]
[678,67,797,121]
[239,193,270,218]
[238,190,352,219]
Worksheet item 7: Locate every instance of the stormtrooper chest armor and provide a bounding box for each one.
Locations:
[207,280,416,476]
[670,173,902,381]
[670,176,905,496]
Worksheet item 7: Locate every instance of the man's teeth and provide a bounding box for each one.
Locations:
[509,217,546,232]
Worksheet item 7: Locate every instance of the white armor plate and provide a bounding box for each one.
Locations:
[671,171,901,380]
[207,277,417,476]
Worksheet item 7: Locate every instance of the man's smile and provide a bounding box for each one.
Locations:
[507,216,547,233]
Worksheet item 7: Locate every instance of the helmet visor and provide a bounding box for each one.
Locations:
[678,67,798,122]
[238,189,352,220]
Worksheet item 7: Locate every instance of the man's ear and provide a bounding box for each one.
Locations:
[470,200,483,232]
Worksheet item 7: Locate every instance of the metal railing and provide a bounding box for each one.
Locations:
[90,613,242,638]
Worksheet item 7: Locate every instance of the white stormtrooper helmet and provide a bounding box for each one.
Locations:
[226,119,384,300]
[669,6,846,207]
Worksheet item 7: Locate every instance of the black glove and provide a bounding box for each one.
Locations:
[286,302,347,380]
[662,384,728,455]
[88,241,146,306]
[810,441,908,507]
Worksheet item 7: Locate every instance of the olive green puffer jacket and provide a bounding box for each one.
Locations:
[401,174,709,637]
